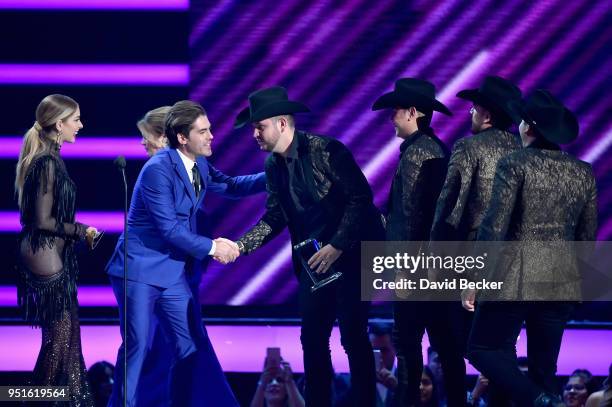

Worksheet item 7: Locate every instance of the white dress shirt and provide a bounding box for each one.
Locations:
[176,149,215,256]
[176,148,196,183]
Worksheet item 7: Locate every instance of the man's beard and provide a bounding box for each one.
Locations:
[394,122,405,138]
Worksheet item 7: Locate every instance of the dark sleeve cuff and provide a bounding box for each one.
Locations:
[74,222,88,241]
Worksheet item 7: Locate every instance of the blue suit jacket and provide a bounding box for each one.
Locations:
[106,148,265,288]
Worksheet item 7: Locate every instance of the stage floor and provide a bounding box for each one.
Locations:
[1,324,610,375]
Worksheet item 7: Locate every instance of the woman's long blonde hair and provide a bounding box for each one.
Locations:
[15,94,79,207]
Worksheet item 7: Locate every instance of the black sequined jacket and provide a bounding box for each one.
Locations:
[386,131,449,242]
[238,130,384,274]
[477,143,598,300]
[431,127,521,240]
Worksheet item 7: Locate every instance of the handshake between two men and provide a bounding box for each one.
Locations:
[211,236,345,273]
[212,237,241,265]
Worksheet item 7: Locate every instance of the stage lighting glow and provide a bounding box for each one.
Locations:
[0,137,149,159]
[0,64,189,85]
[0,324,610,375]
[0,0,188,10]
[0,286,117,307]
[0,211,125,233]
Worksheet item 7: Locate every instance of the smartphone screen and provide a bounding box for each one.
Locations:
[373,349,382,370]
[266,347,281,370]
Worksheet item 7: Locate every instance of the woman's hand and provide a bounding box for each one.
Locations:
[280,361,294,383]
[259,366,275,387]
[85,227,101,250]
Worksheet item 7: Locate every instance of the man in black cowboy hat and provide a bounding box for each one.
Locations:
[373,78,470,407]
[465,90,598,407]
[429,75,522,406]
[234,86,385,407]
[431,75,523,242]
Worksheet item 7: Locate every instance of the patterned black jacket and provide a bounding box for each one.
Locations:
[386,130,449,242]
[431,127,521,241]
[477,143,598,300]
[238,130,384,274]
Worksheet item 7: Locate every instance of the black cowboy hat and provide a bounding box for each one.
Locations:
[508,89,579,144]
[372,78,452,116]
[457,76,522,123]
[234,86,310,129]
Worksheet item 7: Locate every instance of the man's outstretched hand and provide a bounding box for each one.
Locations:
[213,238,240,264]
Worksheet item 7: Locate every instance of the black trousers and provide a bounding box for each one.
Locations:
[467,302,574,406]
[298,265,375,407]
[393,301,471,407]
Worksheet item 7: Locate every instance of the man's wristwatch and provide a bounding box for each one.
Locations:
[236,240,245,254]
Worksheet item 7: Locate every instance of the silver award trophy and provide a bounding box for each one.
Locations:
[293,238,342,292]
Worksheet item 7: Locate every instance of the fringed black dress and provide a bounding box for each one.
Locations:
[17,144,94,406]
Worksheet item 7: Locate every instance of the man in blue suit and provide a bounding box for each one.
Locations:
[106,100,265,406]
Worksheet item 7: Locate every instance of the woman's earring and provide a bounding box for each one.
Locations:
[56,131,62,144]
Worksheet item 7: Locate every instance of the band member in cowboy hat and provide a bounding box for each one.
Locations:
[465,90,597,407]
[235,86,385,407]
[373,78,468,407]
[431,75,523,242]
[428,75,523,405]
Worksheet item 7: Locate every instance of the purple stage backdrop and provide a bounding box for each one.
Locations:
[0,1,609,307]
[187,0,612,305]
[0,0,188,10]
